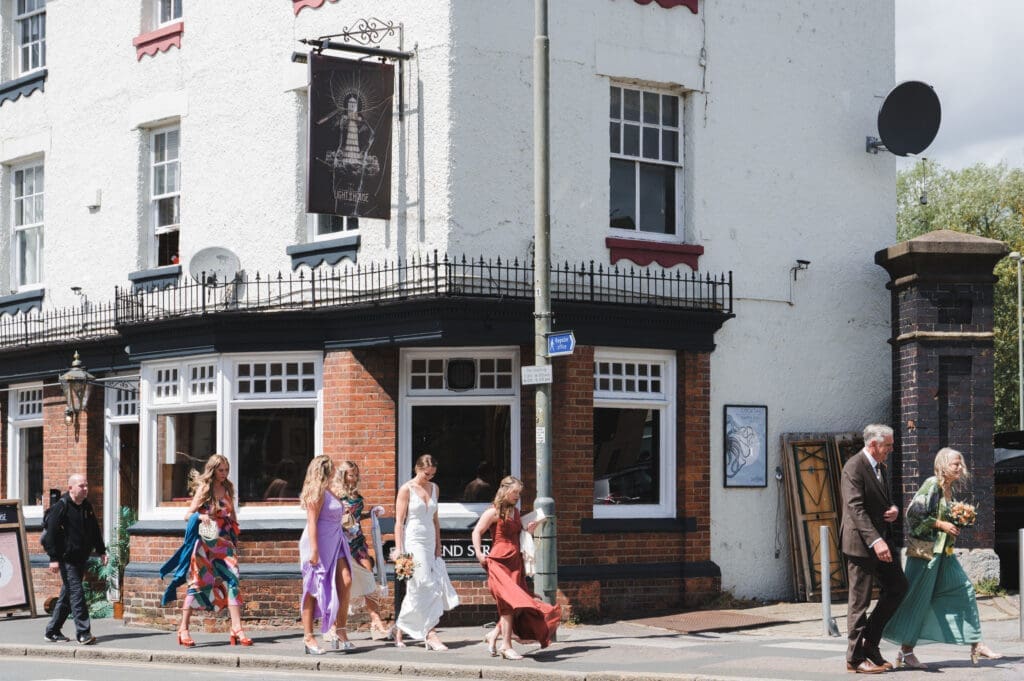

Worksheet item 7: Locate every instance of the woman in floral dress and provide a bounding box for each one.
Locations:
[334,461,393,640]
[883,447,1001,668]
[176,454,249,647]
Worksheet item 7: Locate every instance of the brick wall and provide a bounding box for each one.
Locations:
[41,384,106,526]
[681,351,712,564]
[322,349,399,514]
[891,283,996,549]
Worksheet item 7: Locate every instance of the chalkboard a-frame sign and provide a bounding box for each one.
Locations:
[0,499,37,616]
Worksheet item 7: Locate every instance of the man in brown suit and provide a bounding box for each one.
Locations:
[840,424,907,674]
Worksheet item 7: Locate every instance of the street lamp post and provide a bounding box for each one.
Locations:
[1011,252,1023,430]
[532,0,557,607]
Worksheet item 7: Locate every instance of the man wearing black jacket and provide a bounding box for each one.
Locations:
[42,474,106,645]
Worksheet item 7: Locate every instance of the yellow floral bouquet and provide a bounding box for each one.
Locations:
[949,500,977,528]
[394,552,416,581]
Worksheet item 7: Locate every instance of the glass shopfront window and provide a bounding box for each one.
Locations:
[593,408,659,505]
[237,408,315,503]
[411,404,511,504]
[156,411,216,504]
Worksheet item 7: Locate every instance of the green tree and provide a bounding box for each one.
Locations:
[896,161,1024,434]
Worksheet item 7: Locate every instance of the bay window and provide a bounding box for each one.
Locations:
[139,353,321,520]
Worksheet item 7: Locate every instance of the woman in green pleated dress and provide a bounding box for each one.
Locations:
[883,447,1002,669]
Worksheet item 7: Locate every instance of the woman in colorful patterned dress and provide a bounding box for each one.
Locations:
[472,476,560,660]
[176,454,249,647]
[883,448,1002,668]
[334,461,393,640]
[299,455,354,654]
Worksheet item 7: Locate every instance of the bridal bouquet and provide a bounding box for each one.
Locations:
[949,500,977,528]
[394,552,416,581]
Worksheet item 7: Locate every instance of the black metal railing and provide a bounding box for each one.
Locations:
[0,253,732,349]
[0,300,120,348]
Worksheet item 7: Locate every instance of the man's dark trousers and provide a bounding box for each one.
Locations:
[46,560,91,640]
[845,553,907,662]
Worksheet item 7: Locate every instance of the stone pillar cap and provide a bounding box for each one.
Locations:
[876,229,1010,285]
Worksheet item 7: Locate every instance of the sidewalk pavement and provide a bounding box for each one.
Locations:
[1,596,1022,680]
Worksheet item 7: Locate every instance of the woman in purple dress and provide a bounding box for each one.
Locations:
[299,455,354,654]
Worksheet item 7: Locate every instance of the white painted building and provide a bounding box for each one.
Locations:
[0,0,894,617]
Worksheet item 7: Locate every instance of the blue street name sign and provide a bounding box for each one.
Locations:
[547,330,576,357]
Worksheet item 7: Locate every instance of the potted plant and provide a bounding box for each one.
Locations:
[97,506,136,619]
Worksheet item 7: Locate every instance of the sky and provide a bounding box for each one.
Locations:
[896,0,1024,170]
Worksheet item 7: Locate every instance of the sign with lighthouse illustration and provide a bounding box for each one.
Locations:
[307,53,394,219]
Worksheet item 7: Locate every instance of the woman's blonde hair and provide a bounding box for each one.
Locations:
[300,455,335,510]
[492,476,524,520]
[187,453,234,509]
[334,460,360,498]
[934,447,970,490]
[414,454,437,472]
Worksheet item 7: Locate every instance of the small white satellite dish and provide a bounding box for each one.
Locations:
[189,247,242,286]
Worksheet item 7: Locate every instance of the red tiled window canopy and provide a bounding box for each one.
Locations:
[133,22,184,61]
[293,0,339,14]
[606,237,704,270]
[631,0,698,12]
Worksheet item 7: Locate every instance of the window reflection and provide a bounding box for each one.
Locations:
[237,408,315,503]
[593,408,659,505]
[411,405,511,503]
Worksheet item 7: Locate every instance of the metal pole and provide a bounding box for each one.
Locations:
[821,525,832,636]
[1015,254,1023,430]
[532,0,557,607]
[1019,528,1023,640]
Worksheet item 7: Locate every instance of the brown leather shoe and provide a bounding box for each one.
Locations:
[864,648,893,670]
[846,660,887,674]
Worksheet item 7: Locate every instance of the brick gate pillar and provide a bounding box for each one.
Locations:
[875,229,1009,557]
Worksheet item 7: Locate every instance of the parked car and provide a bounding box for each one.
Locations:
[994,431,1024,590]
[594,464,655,505]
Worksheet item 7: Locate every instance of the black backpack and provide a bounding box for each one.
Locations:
[39,497,67,555]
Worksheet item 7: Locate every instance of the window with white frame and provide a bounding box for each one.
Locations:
[156,0,182,26]
[592,348,676,518]
[7,385,44,513]
[400,348,519,513]
[149,126,180,267]
[111,381,139,418]
[139,354,320,519]
[609,84,682,236]
[311,213,359,240]
[11,161,44,288]
[14,0,46,76]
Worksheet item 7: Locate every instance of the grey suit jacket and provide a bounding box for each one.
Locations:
[839,450,892,558]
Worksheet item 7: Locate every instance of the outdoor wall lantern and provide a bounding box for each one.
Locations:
[59,352,95,423]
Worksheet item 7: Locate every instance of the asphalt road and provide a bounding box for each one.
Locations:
[0,657,451,681]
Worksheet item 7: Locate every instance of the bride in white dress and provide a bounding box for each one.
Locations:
[393,454,459,649]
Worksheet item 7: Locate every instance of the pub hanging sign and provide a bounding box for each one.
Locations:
[307,53,394,219]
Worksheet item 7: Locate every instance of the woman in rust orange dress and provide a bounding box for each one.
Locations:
[471,476,559,660]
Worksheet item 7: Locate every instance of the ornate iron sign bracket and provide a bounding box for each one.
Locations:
[300,18,415,119]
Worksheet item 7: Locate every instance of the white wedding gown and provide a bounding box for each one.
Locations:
[395,484,459,640]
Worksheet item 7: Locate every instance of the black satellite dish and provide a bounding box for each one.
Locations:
[866,81,941,156]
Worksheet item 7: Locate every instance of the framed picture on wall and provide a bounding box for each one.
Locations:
[724,405,768,488]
